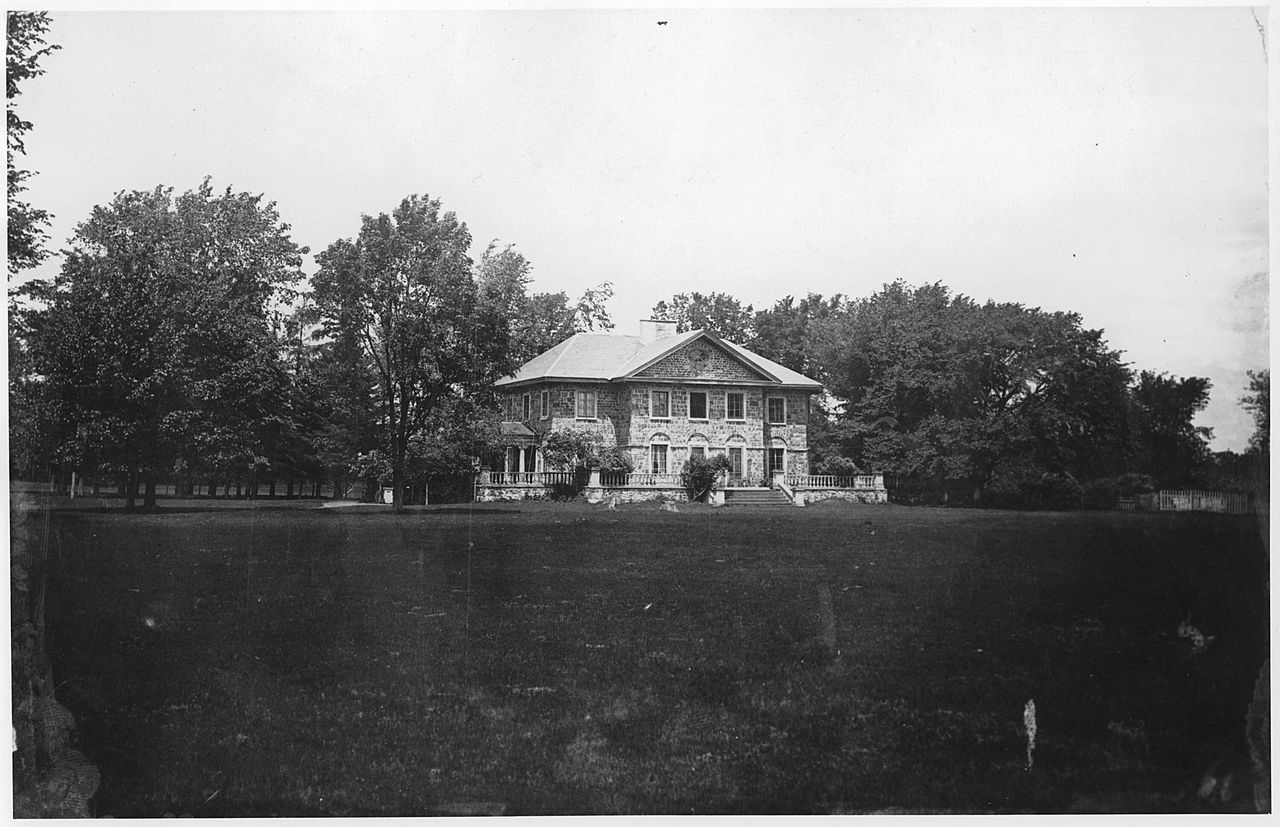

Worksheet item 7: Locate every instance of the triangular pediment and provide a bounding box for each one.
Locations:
[623,332,780,383]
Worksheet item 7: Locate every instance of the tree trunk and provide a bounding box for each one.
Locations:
[286,481,294,499]
[235,479,242,498]
[392,457,404,512]
[268,480,276,499]
[123,470,137,510]
[143,475,158,510]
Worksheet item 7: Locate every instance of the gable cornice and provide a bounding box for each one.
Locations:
[614,329,782,383]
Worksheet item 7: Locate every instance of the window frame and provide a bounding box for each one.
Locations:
[688,390,708,420]
[540,389,549,419]
[522,393,531,421]
[727,446,744,477]
[650,442,669,474]
[650,389,671,420]
[767,396,785,425]
[690,445,706,461]
[726,391,745,421]
[576,389,598,420]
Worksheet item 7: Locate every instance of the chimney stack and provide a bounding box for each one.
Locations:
[638,319,678,344]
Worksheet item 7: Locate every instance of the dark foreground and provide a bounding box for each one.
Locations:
[21,497,1270,814]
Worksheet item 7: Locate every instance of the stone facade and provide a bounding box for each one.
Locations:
[498,336,815,479]
[802,488,889,505]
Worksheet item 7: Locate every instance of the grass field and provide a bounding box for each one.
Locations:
[21,496,1270,815]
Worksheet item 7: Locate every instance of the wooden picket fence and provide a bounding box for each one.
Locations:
[1157,489,1252,515]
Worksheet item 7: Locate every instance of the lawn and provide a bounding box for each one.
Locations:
[22,496,1270,815]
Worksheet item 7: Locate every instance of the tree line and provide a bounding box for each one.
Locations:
[650,288,1268,507]
[8,13,1268,511]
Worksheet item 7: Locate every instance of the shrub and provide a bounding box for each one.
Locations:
[597,448,634,474]
[681,454,733,502]
[814,455,861,477]
[986,464,1083,510]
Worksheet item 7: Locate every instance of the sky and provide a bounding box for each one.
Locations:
[13,6,1270,451]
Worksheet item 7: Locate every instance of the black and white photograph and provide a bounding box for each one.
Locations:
[8,5,1270,816]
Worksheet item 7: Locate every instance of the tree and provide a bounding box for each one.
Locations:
[822,281,1132,503]
[1242,369,1269,457]
[652,291,755,340]
[7,11,59,278]
[31,180,305,508]
[750,292,847,379]
[1129,371,1213,486]
[8,12,60,481]
[310,194,479,511]
[513,281,615,362]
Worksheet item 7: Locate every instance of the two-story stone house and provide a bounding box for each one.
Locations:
[493,320,823,484]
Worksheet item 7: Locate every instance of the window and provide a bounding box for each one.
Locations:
[650,390,670,419]
[651,443,669,474]
[768,447,786,476]
[540,390,549,419]
[767,397,785,425]
[690,446,706,460]
[522,393,531,421]
[689,391,707,419]
[576,389,597,419]
[728,447,744,477]
[727,392,745,420]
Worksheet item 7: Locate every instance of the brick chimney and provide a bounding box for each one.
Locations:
[638,319,678,344]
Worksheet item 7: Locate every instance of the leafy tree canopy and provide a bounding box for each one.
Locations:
[652,291,755,341]
[32,179,306,507]
[7,11,60,279]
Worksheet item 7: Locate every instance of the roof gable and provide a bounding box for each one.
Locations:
[494,328,822,390]
[623,332,777,383]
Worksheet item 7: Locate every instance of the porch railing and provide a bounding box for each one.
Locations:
[785,474,884,490]
[484,470,576,486]
[600,471,684,488]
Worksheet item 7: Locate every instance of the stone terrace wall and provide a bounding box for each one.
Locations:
[804,489,889,505]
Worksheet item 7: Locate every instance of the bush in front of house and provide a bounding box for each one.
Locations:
[596,447,634,474]
[681,454,734,502]
[814,455,861,477]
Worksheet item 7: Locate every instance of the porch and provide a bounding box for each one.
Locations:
[474,468,889,505]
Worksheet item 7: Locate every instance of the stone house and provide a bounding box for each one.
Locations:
[493,320,823,485]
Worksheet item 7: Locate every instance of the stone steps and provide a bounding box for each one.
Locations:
[724,488,793,506]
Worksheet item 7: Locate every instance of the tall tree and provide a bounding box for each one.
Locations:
[652,291,754,341]
[750,292,847,379]
[310,194,478,510]
[8,12,60,481]
[1242,369,1269,457]
[31,180,305,508]
[7,10,59,279]
[513,282,615,361]
[1128,371,1213,486]
[823,281,1131,501]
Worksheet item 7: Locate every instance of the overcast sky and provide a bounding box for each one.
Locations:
[15,7,1270,450]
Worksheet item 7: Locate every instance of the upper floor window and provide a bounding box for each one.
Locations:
[650,390,670,419]
[576,389,597,419]
[522,393,531,421]
[767,397,785,425]
[689,391,707,420]
[727,392,745,421]
[540,390,549,419]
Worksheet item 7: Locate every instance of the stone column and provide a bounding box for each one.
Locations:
[586,468,603,504]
